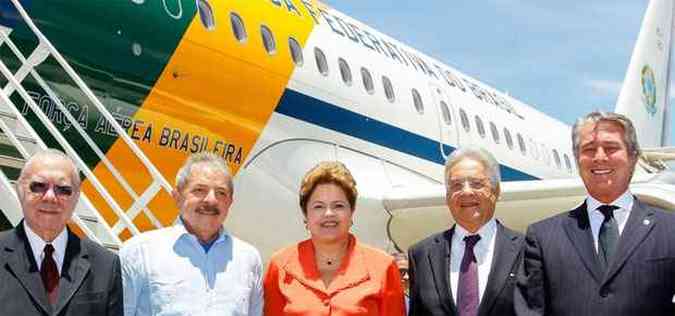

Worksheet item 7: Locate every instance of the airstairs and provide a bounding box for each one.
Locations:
[0,0,174,250]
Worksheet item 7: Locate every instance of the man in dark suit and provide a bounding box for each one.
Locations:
[0,149,123,315]
[408,146,524,316]
[516,111,675,315]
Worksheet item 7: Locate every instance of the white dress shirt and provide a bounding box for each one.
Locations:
[120,219,263,316]
[586,190,634,253]
[450,218,497,304]
[23,221,67,274]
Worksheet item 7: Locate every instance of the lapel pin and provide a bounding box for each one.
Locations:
[509,273,516,277]
[643,219,650,226]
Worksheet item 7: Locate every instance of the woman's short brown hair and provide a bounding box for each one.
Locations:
[299,161,357,215]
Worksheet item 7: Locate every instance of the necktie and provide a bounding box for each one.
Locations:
[457,234,481,316]
[597,205,619,271]
[41,244,59,305]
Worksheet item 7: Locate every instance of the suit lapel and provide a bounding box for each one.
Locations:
[562,202,603,283]
[53,230,90,316]
[478,223,519,316]
[602,199,655,285]
[426,228,455,314]
[4,222,52,314]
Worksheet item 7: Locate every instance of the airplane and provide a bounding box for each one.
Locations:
[0,0,674,260]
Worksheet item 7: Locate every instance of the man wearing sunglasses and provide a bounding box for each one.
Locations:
[0,149,123,315]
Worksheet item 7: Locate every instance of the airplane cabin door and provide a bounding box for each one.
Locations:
[428,83,459,160]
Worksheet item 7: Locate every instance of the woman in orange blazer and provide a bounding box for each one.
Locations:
[264,161,406,316]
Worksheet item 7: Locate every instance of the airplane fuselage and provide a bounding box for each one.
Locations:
[1,0,591,257]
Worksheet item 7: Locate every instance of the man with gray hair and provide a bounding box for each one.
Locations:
[121,152,263,316]
[0,149,123,315]
[516,111,675,315]
[408,146,524,316]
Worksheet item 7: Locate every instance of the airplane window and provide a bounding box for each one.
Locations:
[541,144,551,165]
[261,25,276,55]
[529,139,539,160]
[459,108,470,132]
[339,58,352,86]
[475,116,486,138]
[553,149,562,169]
[230,12,247,43]
[315,47,328,76]
[563,153,572,172]
[490,122,499,144]
[288,37,303,66]
[382,76,395,103]
[440,101,451,125]
[412,89,424,114]
[517,133,526,155]
[197,0,215,31]
[361,67,374,94]
[504,128,514,150]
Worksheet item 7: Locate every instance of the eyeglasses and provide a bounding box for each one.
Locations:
[28,181,74,197]
[448,177,489,192]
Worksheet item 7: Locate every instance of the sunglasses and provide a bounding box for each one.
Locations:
[28,181,74,197]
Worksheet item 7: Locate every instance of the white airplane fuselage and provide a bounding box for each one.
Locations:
[0,0,670,259]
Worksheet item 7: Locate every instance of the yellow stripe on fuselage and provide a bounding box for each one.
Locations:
[81,0,319,238]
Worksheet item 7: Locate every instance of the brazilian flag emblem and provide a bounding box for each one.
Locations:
[641,65,657,116]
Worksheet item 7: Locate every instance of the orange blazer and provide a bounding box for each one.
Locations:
[264,234,406,316]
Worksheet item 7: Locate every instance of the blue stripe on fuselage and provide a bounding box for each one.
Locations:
[275,89,538,181]
[0,0,29,28]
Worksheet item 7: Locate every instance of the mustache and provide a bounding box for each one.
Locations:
[37,203,60,210]
[196,204,220,215]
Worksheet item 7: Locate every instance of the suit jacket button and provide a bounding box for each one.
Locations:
[322,298,330,306]
[600,289,609,297]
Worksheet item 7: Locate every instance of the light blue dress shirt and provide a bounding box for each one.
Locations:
[120,220,263,316]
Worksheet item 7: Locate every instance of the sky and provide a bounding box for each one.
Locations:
[324,0,674,143]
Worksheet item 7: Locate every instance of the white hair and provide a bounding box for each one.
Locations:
[444,146,501,194]
[175,152,233,194]
[19,148,81,188]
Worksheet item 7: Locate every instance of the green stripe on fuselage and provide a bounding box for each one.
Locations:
[0,0,195,167]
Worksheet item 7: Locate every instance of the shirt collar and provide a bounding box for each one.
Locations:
[453,218,497,244]
[23,221,68,267]
[586,190,634,214]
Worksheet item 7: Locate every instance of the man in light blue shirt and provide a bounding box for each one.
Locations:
[121,153,263,316]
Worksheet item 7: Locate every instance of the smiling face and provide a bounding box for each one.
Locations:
[304,183,353,245]
[173,162,233,243]
[577,120,637,203]
[446,158,497,233]
[19,156,80,242]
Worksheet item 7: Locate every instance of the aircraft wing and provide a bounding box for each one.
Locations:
[640,147,675,172]
[384,173,675,251]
